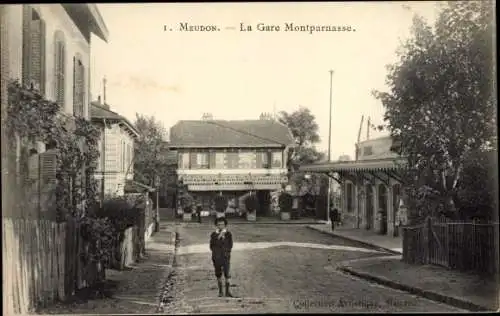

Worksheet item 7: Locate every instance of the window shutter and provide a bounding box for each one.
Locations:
[40,150,57,186]
[22,6,31,86]
[209,151,216,169]
[189,152,197,168]
[55,39,65,107]
[78,63,85,117]
[29,19,46,93]
[266,151,272,168]
[256,151,262,168]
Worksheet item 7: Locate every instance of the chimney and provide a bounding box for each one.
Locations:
[103,76,107,104]
[202,113,213,120]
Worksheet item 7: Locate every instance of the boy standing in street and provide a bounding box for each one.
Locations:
[210,217,234,297]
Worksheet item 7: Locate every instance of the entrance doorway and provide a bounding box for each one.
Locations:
[378,184,388,235]
[256,190,271,216]
[365,185,373,229]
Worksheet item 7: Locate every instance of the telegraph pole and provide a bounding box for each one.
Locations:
[326,70,334,223]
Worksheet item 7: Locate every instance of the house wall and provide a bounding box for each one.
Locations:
[357,136,399,161]
[5,4,91,120]
[94,123,135,196]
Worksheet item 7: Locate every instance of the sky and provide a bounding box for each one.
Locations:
[90,2,439,160]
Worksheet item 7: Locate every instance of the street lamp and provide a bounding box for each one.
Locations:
[326,70,334,223]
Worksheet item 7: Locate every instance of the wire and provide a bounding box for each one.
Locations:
[202,120,290,147]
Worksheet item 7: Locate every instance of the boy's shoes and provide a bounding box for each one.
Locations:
[225,282,233,297]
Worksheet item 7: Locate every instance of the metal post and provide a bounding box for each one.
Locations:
[326,70,334,223]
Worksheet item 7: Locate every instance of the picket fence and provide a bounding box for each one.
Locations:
[2,218,90,315]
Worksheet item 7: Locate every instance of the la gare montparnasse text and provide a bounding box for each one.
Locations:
[240,22,355,34]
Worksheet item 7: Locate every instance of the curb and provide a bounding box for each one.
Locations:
[306,225,402,255]
[337,266,493,312]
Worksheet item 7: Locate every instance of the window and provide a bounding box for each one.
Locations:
[22,6,46,93]
[179,152,190,169]
[121,141,126,172]
[73,54,85,117]
[363,146,373,156]
[53,31,65,107]
[238,151,255,169]
[226,151,239,169]
[197,152,209,169]
[215,152,225,169]
[256,151,270,168]
[271,151,282,168]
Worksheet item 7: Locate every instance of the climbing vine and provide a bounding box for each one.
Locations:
[7,79,113,264]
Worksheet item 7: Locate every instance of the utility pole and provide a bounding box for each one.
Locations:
[327,70,334,223]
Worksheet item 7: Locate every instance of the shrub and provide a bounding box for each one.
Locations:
[98,196,142,233]
[180,193,194,213]
[244,193,258,213]
[214,195,228,213]
[279,192,293,213]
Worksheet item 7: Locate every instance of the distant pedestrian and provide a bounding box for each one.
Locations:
[330,208,339,231]
[210,217,234,297]
[196,202,203,223]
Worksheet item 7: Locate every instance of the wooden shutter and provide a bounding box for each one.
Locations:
[40,150,57,186]
[209,151,216,169]
[54,38,65,107]
[28,153,40,180]
[256,151,263,168]
[78,63,85,116]
[189,152,197,169]
[26,18,46,92]
[73,57,84,116]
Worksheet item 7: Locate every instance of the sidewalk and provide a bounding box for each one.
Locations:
[337,256,499,312]
[167,216,322,225]
[307,224,403,254]
[37,223,178,315]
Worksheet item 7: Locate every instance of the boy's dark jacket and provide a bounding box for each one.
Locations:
[210,230,233,261]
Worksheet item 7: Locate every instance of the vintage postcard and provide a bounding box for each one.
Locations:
[1,1,498,314]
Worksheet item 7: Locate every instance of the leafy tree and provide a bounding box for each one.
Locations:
[278,106,325,194]
[133,114,170,188]
[373,1,496,221]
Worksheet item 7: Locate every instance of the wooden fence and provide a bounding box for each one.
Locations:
[403,217,500,275]
[2,218,96,314]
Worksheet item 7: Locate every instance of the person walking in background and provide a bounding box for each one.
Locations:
[210,217,234,297]
[330,207,339,231]
[196,200,203,223]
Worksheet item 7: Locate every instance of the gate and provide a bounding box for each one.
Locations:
[427,219,450,268]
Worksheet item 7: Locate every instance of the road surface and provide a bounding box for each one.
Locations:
[160,222,465,314]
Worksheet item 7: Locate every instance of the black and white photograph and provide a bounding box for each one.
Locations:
[1,1,498,314]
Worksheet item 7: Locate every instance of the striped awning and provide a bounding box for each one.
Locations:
[299,157,407,173]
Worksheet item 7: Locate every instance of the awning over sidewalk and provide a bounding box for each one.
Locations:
[299,157,407,173]
[124,180,156,193]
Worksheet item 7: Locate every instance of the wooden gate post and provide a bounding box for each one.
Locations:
[426,216,432,265]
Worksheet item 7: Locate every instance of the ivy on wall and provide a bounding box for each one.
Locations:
[6,79,113,264]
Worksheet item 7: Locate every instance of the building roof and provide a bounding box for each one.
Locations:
[90,102,140,138]
[169,119,295,149]
[62,4,109,42]
[299,157,407,173]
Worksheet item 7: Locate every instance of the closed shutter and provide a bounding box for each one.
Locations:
[27,18,46,92]
[189,152,197,169]
[209,151,216,169]
[73,57,85,116]
[256,151,262,168]
[28,153,39,180]
[54,38,65,107]
[39,150,58,213]
[266,151,272,168]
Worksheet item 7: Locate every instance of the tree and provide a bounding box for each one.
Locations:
[373,1,495,221]
[278,106,325,194]
[133,114,170,188]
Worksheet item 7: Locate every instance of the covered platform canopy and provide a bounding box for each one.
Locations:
[299,157,408,185]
